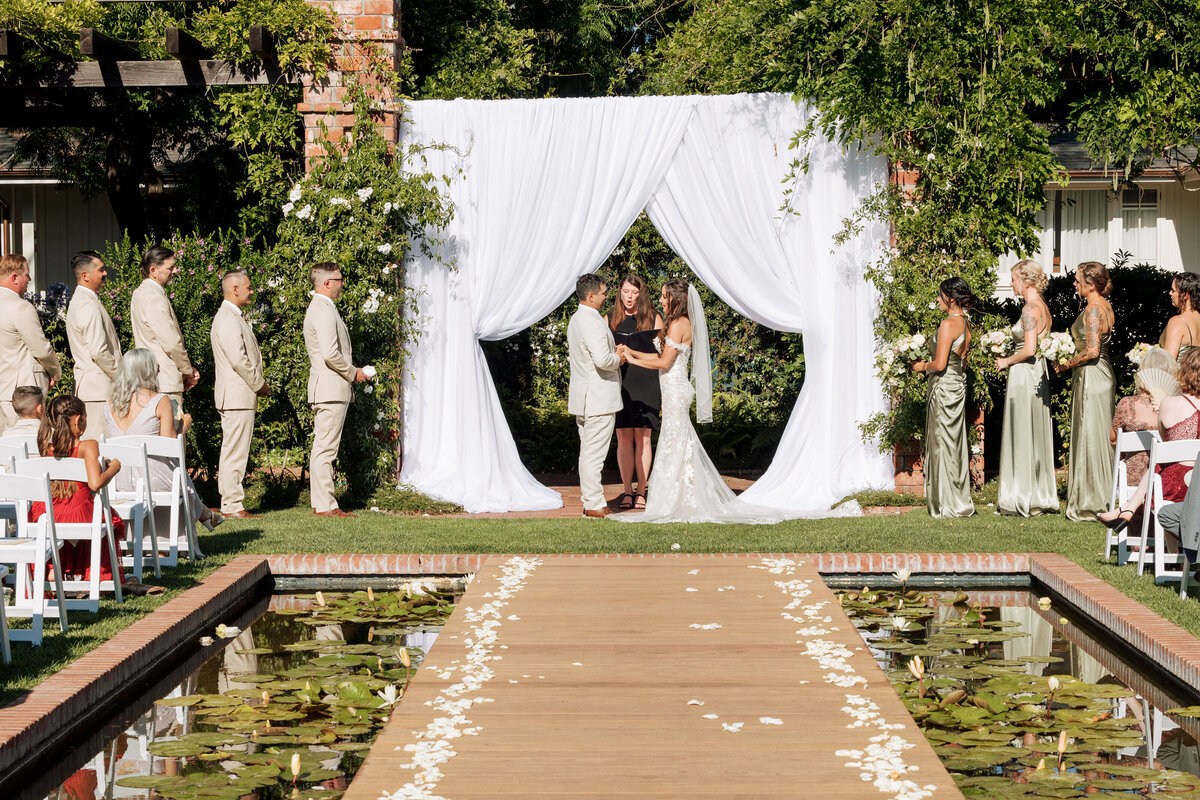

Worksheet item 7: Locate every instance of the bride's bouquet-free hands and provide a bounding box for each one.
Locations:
[875,333,929,392]
[1037,332,1076,366]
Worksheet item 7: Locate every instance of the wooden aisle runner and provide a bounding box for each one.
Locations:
[346,555,961,799]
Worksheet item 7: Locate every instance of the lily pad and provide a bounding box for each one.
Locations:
[148,739,211,757]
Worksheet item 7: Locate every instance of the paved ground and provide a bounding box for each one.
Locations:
[345,554,960,799]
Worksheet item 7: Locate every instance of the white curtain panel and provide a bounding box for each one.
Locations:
[399,97,696,512]
[399,94,891,513]
[645,95,892,512]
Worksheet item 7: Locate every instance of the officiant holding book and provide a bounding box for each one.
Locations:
[608,274,663,511]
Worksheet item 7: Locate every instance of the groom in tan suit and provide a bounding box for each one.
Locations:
[567,273,623,517]
[303,262,366,517]
[0,254,61,433]
[66,251,122,440]
[131,245,198,417]
[211,271,269,519]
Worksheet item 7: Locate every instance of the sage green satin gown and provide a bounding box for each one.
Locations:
[998,322,1058,516]
[1158,325,1194,364]
[1066,312,1115,521]
[924,324,975,518]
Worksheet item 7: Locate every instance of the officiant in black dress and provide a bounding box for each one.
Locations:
[608,274,663,510]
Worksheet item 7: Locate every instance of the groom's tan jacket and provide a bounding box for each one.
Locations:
[566,305,622,416]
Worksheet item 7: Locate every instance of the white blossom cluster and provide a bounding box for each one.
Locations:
[875,334,929,392]
[380,556,542,800]
[754,557,942,800]
[1127,342,1152,365]
[980,327,1016,357]
[1036,332,1076,365]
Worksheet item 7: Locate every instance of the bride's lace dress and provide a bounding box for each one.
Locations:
[612,336,785,524]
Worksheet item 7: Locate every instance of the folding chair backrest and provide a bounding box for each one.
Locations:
[0,472,56,507]
[1,434,37,454]
[16,456,89,483]
[0,441,27,473]
[109,434,185,463]
[1148,438,1200,469]
[1116,429,1158,456]
[97,442,153,486]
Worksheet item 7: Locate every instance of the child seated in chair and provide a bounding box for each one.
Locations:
[1,385,44,439]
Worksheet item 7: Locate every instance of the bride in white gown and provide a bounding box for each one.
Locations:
[610,278,785,524]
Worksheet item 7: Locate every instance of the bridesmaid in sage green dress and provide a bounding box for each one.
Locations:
[1159,272,1200,364]
[1055,261,1116,521]
[912,277,977,518]
[995,260,1058,516]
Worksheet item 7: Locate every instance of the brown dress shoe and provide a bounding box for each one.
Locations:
[582,508,612,518]
[314,509,357,518]
[225,510,262,519]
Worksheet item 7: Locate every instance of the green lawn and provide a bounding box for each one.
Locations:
[4,497,1198,705]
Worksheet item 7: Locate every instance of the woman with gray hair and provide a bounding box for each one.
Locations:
[104,348,222,530]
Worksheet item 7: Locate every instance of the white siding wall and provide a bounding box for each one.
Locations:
[0,182,121,290]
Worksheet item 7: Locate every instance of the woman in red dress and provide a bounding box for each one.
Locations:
[30,395,126,585]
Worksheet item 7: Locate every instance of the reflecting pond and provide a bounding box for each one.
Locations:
[842,586,1200,799]
[30,588,456,800]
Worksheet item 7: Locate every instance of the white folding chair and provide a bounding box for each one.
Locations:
[1108,428,1160,563]
[0,440,28,531]
[0,565,10,664]
[0,472,68,644]
[103,434,200,566]
[98,441,160,581]
[15,457,124,610]
[1136,437,1200,596]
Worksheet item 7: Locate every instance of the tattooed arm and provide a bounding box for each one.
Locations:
[1055,306,1104,373]
[997,305,1041,370]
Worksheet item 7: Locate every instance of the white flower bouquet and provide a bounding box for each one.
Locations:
[980,328,1015,357]
[1127,342,1153,366]
[875,334,930,392]
[1037,332,1076,365]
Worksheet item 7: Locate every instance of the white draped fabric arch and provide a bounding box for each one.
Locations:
[398,93,892,514]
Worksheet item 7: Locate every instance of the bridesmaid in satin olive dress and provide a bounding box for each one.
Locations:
[1160,272,1200,364]
[995,260,1058,516]
[1056,261,1116,521]
[912,277,977,518]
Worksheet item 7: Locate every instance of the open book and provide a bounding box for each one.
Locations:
[614,328,660,355]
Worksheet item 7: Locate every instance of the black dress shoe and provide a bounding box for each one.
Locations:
[1101,511,1134,534]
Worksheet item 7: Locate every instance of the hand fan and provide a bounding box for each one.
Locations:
[1136,367,1180,402]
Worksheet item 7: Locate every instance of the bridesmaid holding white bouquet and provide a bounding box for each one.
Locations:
[993,260,1057,516]
[1055,261,1116,522]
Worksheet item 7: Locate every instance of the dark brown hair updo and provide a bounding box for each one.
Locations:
[38,395,87,500]
[607,273,657,332]
[1176,272,1200,312]
[1076,261,1113,297]
[658,278,691,350]
[938,277,979,312]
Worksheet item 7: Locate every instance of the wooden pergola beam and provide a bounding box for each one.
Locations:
[249,25,276,61]
[4,60,300,88]
[165,27,213,60]
[79,28,142,61]
[0,30,27,59]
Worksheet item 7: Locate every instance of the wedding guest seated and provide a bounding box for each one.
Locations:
[104,348,223,531]
[0,385,44,438]
[1101,348,1177,535]
[1100,348,1200,533]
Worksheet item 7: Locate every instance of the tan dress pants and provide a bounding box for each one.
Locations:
[577,412,615,511]
[218,408,255,514]
[82,400,108,441]
[310,401,348,513]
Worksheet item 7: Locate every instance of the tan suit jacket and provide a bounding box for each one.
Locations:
[0,417,41,438]
[566,305,622,416]
[211,301,266,410]
[0,287,61,401]
[66,285,122,403]
[131,279,192,393]
[303,295,355,404]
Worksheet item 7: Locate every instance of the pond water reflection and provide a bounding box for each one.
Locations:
[29,590,453,800]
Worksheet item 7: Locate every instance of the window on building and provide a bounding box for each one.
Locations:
[1121,188,1158,264]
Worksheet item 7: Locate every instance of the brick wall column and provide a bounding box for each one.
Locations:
[300,0,403,166]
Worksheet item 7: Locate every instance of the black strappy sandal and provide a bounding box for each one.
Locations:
[618,493,635,510]
[634,492,647,510]
[1101,509,1134,535]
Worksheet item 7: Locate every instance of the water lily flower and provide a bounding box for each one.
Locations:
[367,586,375,601]
[907,655,924,680]
[376,684,400,706]
[215,623,227,638]
[316,591,326,606]
[400,648,412,668]
[1047,676,1060,692]
[893,567,912,584]
[199,636,214,646]
[291,753,302,780]
[1037,596,1052,610]
[891,616,918,632]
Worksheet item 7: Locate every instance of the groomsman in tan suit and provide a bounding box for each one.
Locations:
[66,251,122,440]
[303,262,366,517]
[211,271,269,519]
[131,245,198,416]
[0,254,61,434]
